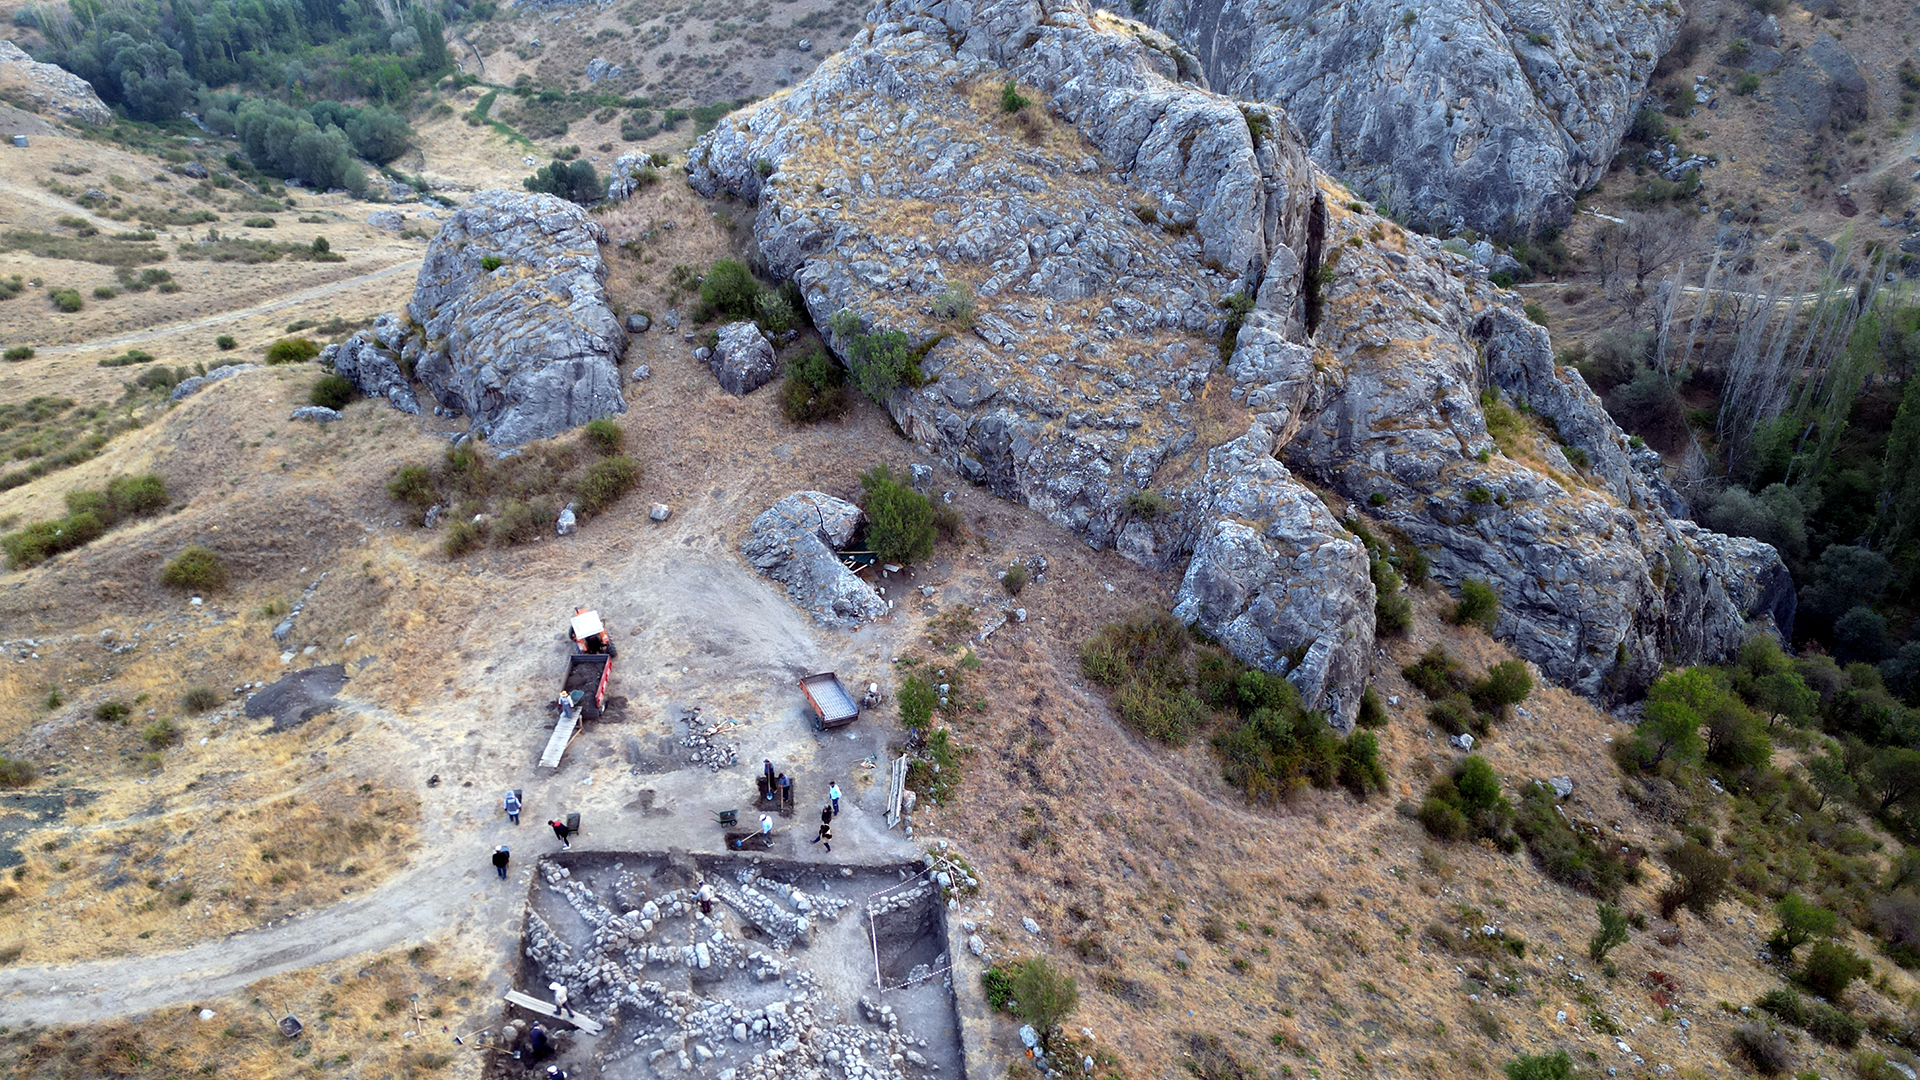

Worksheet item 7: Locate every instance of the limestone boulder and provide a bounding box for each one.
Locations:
[406,190,628,446]
[710,321,777,396]
[742,492,887,628]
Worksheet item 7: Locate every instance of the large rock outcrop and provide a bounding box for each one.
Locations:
[688,0,1787,722]
[1108,0,1678,234]
[0,40,111,125]
[742,492,889,628]
[404,190,628,446]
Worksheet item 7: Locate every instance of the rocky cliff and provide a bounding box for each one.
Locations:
[1108,0,1678,235]
[689,0,1787,723]
[0,40,111,126]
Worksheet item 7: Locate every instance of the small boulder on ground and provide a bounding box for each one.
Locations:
[367,209,405,231]
[626,313,651,333]
[709,321,777,396]
[288,406,341,423]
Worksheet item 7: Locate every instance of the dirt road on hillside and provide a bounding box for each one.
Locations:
[29,258,423,357]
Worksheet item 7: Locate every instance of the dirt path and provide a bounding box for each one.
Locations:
[30,258,422,357]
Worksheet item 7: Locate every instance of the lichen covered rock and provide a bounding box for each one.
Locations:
[742,492,888,628]
[406,189,627,446]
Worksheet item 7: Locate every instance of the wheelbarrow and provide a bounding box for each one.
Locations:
[263,1001,302,1039]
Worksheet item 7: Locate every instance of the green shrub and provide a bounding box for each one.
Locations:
[1008,957,1078,1040]
[99,348,155,367]
[859,464,937,565]
[443,519,485,558]
[1769,894,1838,961]
[1356,686,1388,729]
[1757,987,1809,1026]
[781,349,849,423]
[1001,562,1028,595]
[1125,490,1172,519]
[1504,1050,1574,1080]
[829,309,926,403]
[1515,782,1629,897]
[1403,645,1469,699]
[182,686,222,713]
[1799,940,1867,1000]
[1658,841,1730,919]
[264,337,319,365]
[107,474,168,518]
[1470,660,1533,712]
[480,255,503,272]
[932,282,975,328]
[387,464,436,508]
[982,965,1015,1010]
[493,499,551,546]
[1427,694,1482,736]
[1420,756,1513,844]
[1079,611,1189,689]
[159,545,228,592]
[1735,72,1762,95]
[242,216,275,228]
[95,700,130,724]
[574,455,639,518]
[3,346,32,361]
[582,417,624,456]
[0,754,37,788]
[522,159,602,204]
[216,335,237,350]
[1000,80,1031,113]
[141,717,181,749]
[1588,902,1630,963]
[700,258,761,319]
[1121,681,1212,745]
[1805,1001,1861,1048]
[754,290,796,334]
[1448,578,1499,631]
[897,675,937,730]
[49,287,82,312]
[1372,556,1411,635]
[1523,303,1548,326]
[310,237,331,256]
[309,374,355,410]
[92,285,118,299]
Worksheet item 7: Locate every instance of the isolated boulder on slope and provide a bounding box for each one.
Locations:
[404,189,627,446]
[742,492,888,628]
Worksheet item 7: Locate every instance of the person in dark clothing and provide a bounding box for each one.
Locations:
[545,1067,568,1080]
[492,845,511,879]
[549,819,572,849]
[810,820,832,853]
[777,773,792,809]
[763,759,776,790]
[527,1022,549,1059]
[820,804,832,827]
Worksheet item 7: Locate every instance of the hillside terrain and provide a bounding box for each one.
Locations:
[2,0,1920,1078]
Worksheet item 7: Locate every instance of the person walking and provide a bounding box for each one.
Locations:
[819,803,832,828]
[697,878,714,916]
[828,782,842,817]
[810,819,832,853]
[492,845,511,879]
[503,790,522,826]
[549,819,572,849]
[548,981,571,1017]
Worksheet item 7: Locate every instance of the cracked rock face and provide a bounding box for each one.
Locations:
[405,189,627,446]
[1112,0,1678,234]
[711,321,779,396]
[743,492,889,628]
[689,0,1788,723]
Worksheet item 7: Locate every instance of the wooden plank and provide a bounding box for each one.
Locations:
[538,712,579,769]
[885,753,908,829]
[502,990,603,1034]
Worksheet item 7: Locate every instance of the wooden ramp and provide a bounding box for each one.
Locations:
[502,990,603,1034]
[538,712,579,769]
